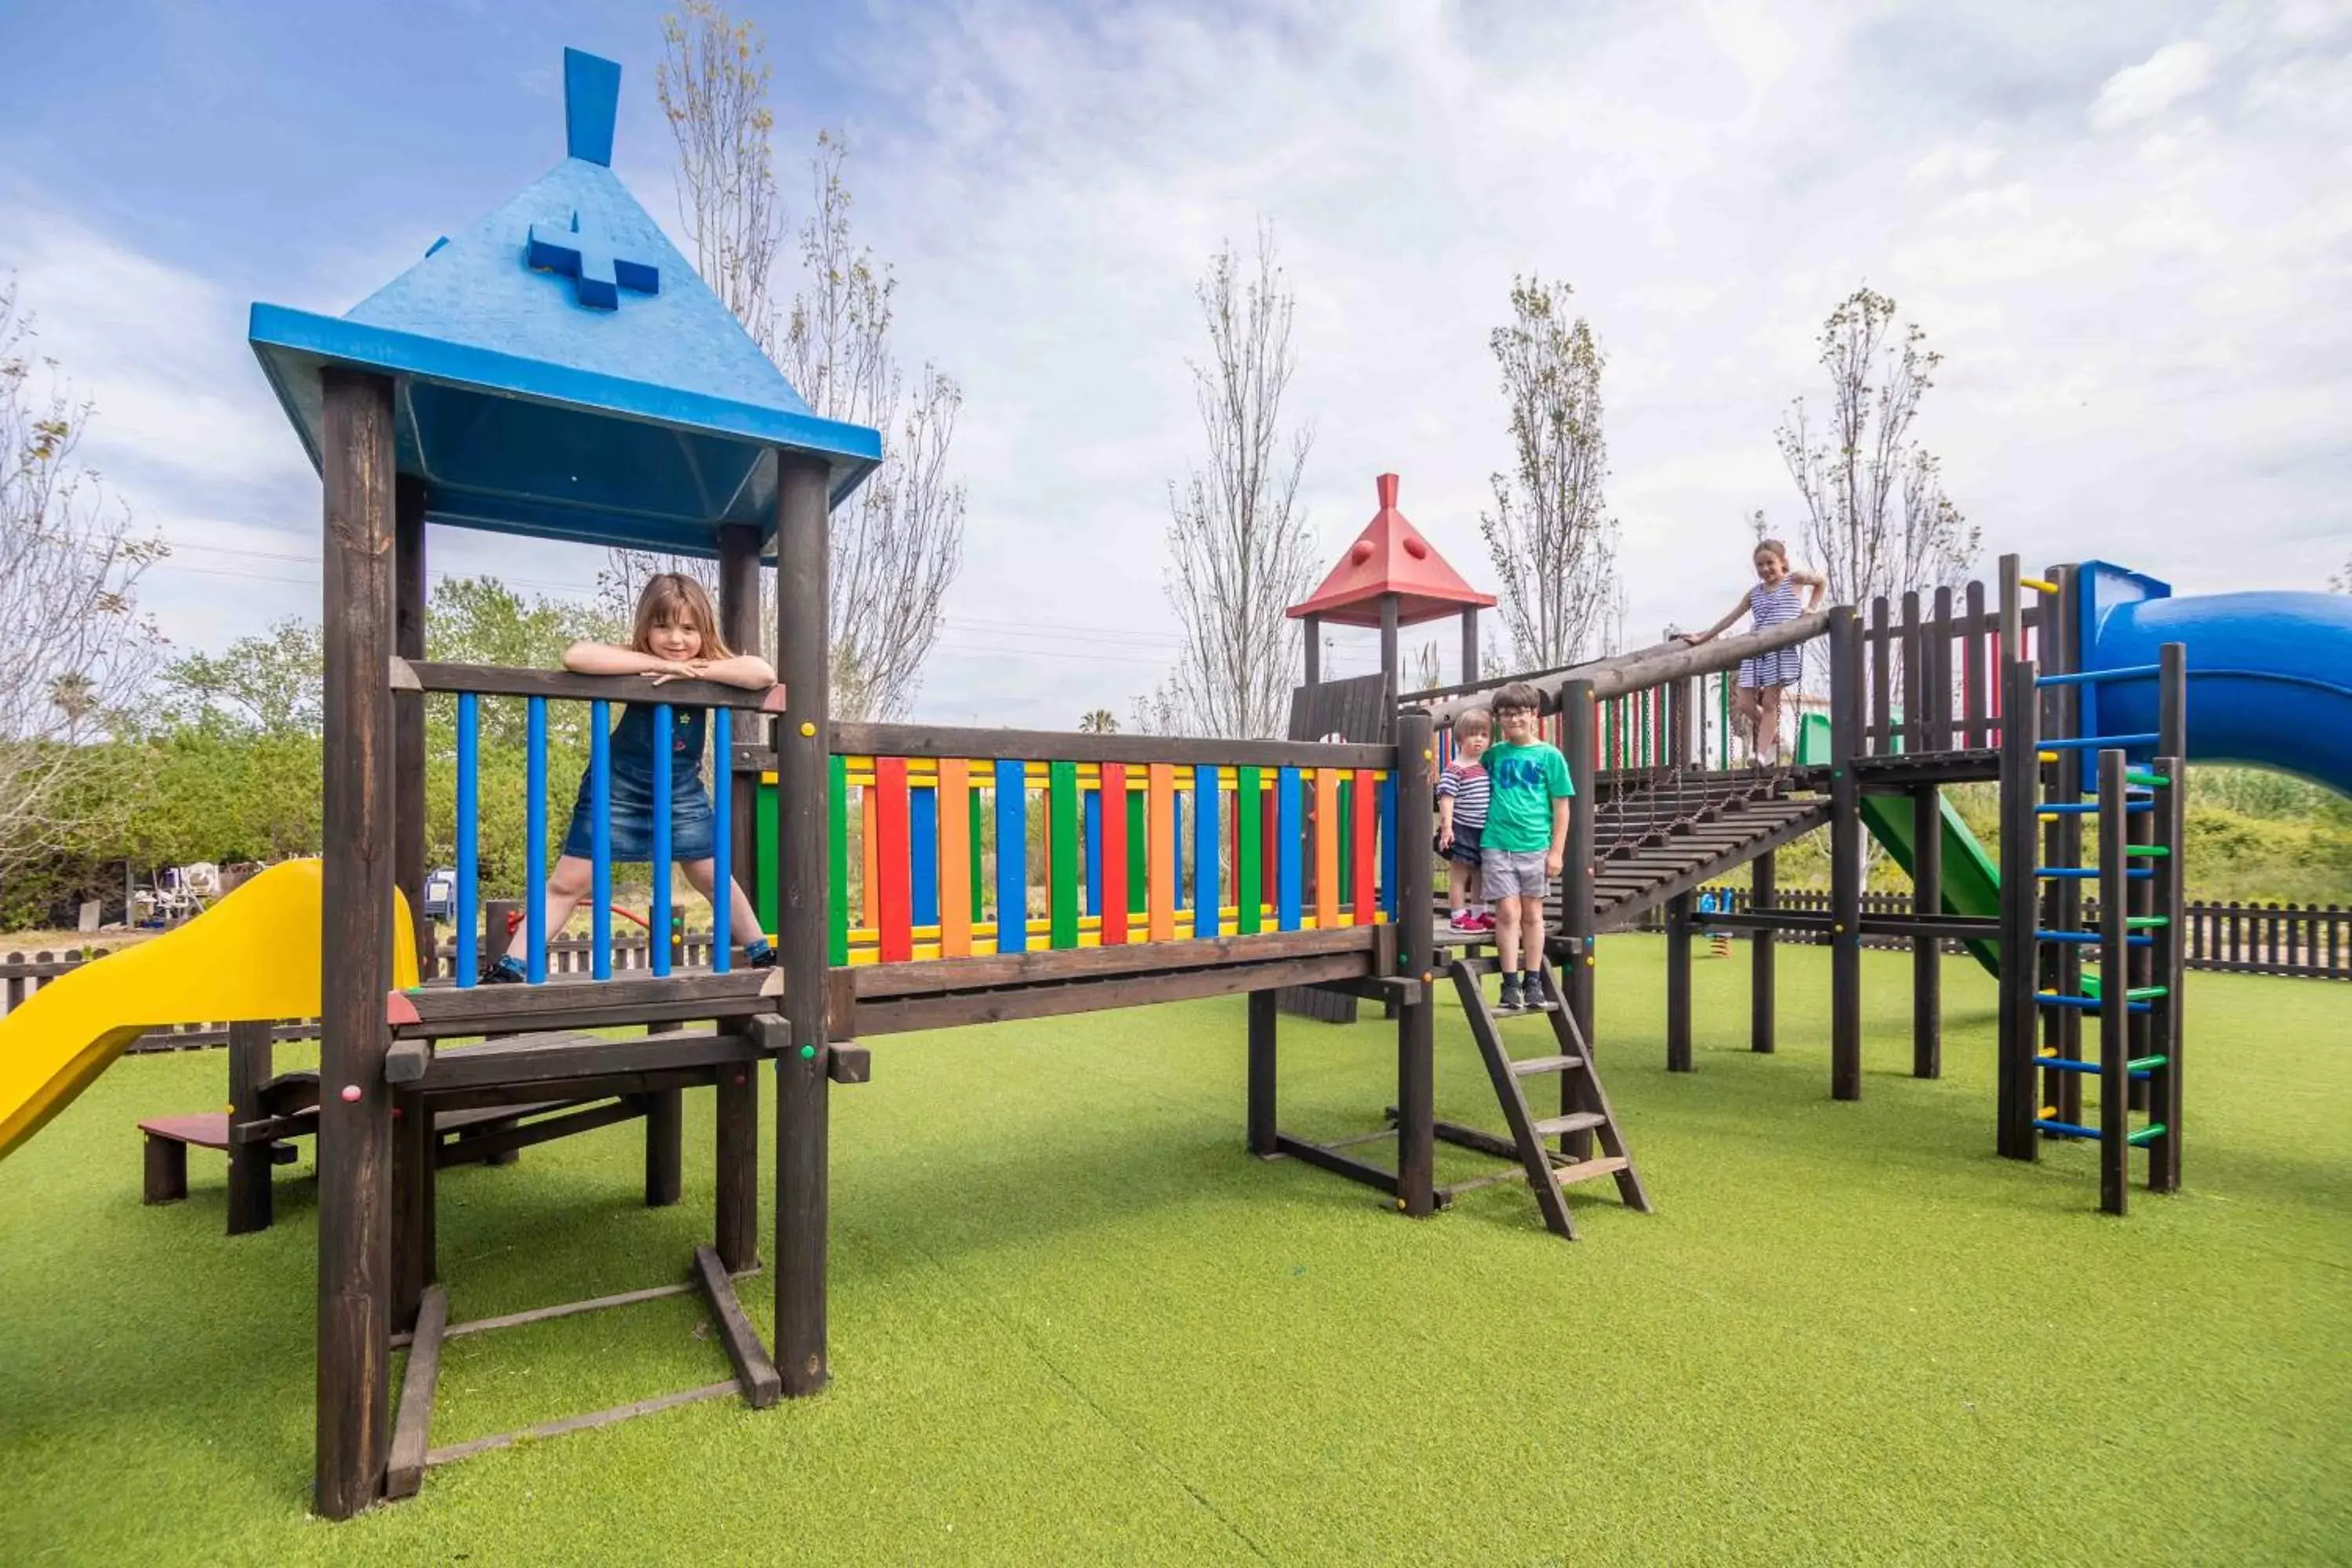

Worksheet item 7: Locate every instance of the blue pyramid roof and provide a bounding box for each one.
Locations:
[249,49,880,557]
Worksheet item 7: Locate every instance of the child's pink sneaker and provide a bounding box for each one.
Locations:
[1471,911,1497,933]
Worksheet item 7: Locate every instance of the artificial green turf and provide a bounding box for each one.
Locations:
[2,940,2347,1565]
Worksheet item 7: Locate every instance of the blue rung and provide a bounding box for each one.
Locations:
[711,706,731,974]
[455,692,480,988]
[2031,1055,2153,1079]
[2036,800,2152,815]
[2036,867,2152,880]
[2034,665,2161,688]
[2035,993,2153,1013]
[2034,1117,2102,1141]
[2040,733,2161,750]
[2036,930,2154,946]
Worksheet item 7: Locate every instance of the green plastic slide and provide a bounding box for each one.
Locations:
[1796,714,2002,977]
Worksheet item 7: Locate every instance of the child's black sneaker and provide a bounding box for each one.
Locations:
[480,956,526,985]
[1494,975,1525,1015]
[745,942,776,969]
[1524,974,1559,1011]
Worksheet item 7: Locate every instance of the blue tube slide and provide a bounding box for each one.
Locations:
[2076,561,2352,796]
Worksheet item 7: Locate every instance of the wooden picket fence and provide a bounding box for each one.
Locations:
[1647,889,2352,981]
[0,929,726,1054]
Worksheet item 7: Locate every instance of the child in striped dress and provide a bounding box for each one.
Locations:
[1679,539,1826,764]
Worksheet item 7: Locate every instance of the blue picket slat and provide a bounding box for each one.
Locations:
[455,691,479,987]
[1083,783,1103,917]
[1194,771,1221,939]
[1380,774,1398,920]
[525,696,548,984]
[911,784,939,928]
[1276,767,1303,931]
[710,706,731,974]
[651,704,673,977]
[591,699,612,980]
[995,758,1027,953]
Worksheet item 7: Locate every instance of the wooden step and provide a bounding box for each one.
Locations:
[1508,1053,1584,1076]
[1530,1111,1607,1138]
[1551,1155,1632,1185]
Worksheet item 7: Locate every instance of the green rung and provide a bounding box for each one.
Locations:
[2125,768,2170,788]
[2125,844,2169,858]
[2126,1054,2169,1073]
[2127,1123,2167,1146]
[2125,985,2169,1000]
[2125,916,2169,928]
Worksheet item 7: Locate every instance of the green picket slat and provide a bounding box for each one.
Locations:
[1126,786,1146,914]
[1236,766,1262,934]
[827,753,850,967]
[1049,760,1080,949]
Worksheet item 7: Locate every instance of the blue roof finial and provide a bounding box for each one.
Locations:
[564,47,621,166]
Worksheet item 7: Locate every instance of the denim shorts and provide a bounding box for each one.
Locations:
[560,766,717,862]
[1444,819,1485,868]
[1480,847,1552,900]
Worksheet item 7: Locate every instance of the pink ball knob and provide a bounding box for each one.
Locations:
[339,1085,362,1103]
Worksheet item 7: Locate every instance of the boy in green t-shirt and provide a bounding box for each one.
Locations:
[1477,682,1573,1014]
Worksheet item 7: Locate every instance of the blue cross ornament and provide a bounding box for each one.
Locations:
[526,209,659,310]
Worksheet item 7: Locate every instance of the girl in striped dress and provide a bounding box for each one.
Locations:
[1679,539,1826,764]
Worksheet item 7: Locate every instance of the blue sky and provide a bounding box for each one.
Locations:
[3,0,2347,728]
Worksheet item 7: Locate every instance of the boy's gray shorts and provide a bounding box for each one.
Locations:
[1479,848,1551,900]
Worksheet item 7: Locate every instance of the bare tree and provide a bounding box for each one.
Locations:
[784,132,966,721]
[2332,556,2351,593]
[1777,287,1976,610]
[1153,229,1318,739]
[658,0,786,356]
[0,278,166,879]
[1480,277,1621,672]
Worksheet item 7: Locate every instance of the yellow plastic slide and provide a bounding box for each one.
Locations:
[0,860,418,1160]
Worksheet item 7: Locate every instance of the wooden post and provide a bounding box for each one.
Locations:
[1394,710,1436,1217]
[1997,656,2040,1160]
[314,367,397,1519]
[1377,593,1400,699]
[713,523,764,1270]
[643,1033,683,1209]
[1302,612,1322,688]
[1868,596,1892,756]
[1751,850,1777,1054]
[394,476,430,978]
[773,456,833,1396]
[2097,747,2129,1216]
[1664,891,1693,1073]
[2151,641,2188,1191]
[1459,606,1479,686]
[1931,586,1954,753]
[1828,607,1863,1102]
[1911,783,1942,1079]
[390,1091,432,1331]
[1247,989,1276,1157]
[225,1019,276,1235]
[1560,681,1598,1081]
[2045,566,2083,1129]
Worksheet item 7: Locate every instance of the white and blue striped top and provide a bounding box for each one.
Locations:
[1740,579,1806,689]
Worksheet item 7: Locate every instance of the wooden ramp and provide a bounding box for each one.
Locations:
[1589,771,1829,931]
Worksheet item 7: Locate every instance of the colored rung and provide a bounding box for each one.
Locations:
[2033,1117,2100,1141]
[2124,844,2169,858]
[2037,800,2152,815]
[2125,985,2169,1000]
[2030,1054,2153,1079]
[2037,750,2058,763]
[2020,575,2060,593]
[2034,664,2162,688]
[2035,867,2152,880]
[2125,916,2169,928]
[2125,1054,2169,1073]
[2035,993,2153,1013]
[2124,769,2169,788]
[2040,732,2161,750]
[2127,1123,2168,1147]
[2036,930,2152,946]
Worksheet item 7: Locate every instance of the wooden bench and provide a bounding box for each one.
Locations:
[137,1103,557,1208]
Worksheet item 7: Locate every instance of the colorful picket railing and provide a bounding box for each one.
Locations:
[757,754,1398,967]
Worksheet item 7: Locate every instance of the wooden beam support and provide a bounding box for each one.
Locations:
[385,1283,447,1501]
[394,475,430,979]
[314,366,397,1520]
[1912,782,1944,1080]
[828,722,1392,772]
[694,1244,782,1408]
[1751,850,1777,1054]
[1828,605,1864,1102]
[1247,989,1277,1157]
[225,1020,277,1234]
[1394,710,1437,1218]
[1664,891,1693,1073]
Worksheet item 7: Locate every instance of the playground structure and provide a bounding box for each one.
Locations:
[2,41,2349,1527]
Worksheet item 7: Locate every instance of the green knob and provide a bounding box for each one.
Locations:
[799,1044,816,1060]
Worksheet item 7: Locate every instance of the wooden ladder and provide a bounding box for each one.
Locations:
[1446,955,1651,1240]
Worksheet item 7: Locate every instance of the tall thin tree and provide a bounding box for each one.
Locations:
[1480,276,1621,671]
[1149,228,1318,739]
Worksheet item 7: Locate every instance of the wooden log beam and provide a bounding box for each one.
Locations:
[391,658,784,713]
[856,950,1376,1036]
[1417,610,1835,724]
[828,721,1393,772]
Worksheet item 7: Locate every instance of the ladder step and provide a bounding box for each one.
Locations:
[2030,1054,2154,1079]
[2042,732,2161,750]
[2034,993,2154,1013]
[1509,1054,1584,1076]
[1530,1112,1608,1138]
[2124,844,2169,858]
[2126,1054,2169,1073]
[2125,768,2171,788]
[2033,1116,2101,1140]
[2034,867,2153,880]
[2038,800,2152,815]
[2125,916,2169,928]
[2036,930,2153,946]
[2125,985,2169,1000]
[1550,1156,1631,1186]
[2127,1123,2168,1146]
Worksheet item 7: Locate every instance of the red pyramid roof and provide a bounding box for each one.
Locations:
[1287,474,1496,627]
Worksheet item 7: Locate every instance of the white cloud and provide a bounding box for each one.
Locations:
[2090,41,2216,130]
